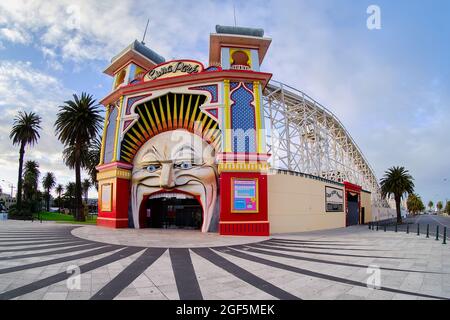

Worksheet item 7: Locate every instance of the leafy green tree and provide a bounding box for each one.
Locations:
[55,184,64,213]
[407,194,425,215]
[82,178,91,203]
[9,111,41,210]
[445,201,450,215]
[55,93,103,221]
[42,172,56,212]
[380,166,415,224]
[436,201,443,213]
[428,200,434,211]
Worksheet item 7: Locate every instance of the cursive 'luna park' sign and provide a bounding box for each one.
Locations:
[144,60,203,81]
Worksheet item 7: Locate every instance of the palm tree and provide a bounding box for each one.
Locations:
[54,93,103,221]
[380,166,415,224]
[55,184,64,213]
[23,160,40,202]
[42,172,56,212]
[407,194,425,215]
[65,182,76,215]
[9,111,42,210]
[87,136,102,190]
[437,201,443,213]
[82,178,91,203]
[428,200,434,211]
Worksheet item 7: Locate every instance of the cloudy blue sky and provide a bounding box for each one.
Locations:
[0,0,449,202]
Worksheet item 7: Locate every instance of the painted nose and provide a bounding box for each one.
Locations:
[160,163,175,189]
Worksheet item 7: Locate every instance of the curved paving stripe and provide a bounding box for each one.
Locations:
[0,239,87,248]
[264,240,383,251]
[0,240,88,253]
[0,234,70,238]
[0,247,144,300]
[252,243,404,259]
[236,245,438,274]
[0,245,122,274]
[215,247,447,300]
[91,248,166,300]
[263,239,372,250]
[268,239,371,247]
[0,223,447,300]
[169,248,203,300]
[0,237,76,243]
[0,243,106,261]
[192,248,300,300]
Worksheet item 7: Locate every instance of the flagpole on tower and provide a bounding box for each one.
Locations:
[142,18,150,45]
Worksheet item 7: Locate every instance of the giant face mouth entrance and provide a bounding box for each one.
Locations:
[141,193,203,230]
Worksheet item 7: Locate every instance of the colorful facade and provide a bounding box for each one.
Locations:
[97,26,272,236]
[96,25,373,236]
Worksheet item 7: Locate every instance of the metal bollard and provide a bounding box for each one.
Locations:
[368,222,371,229]
[395,223,398,232]
[376,223,379,231]
[436,226,439,241]
[407,224,409,234]
[426,224,429,238]
[443,227,447,245]
[384,225,387,232]
[417,224,420,236]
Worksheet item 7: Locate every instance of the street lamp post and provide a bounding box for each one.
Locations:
[444,178,449,215]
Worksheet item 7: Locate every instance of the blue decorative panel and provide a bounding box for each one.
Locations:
[205,66,221,72]
[189,85,218,103]
[103,106,118,163]
[244,82,254,91]
[205,108,218,119]
[230,81,240,91]
[230,84,256,153]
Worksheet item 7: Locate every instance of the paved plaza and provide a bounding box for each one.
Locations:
[0,220,449,300]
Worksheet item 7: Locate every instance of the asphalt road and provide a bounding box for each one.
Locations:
[375,214,450,238]
[410,214,450,229]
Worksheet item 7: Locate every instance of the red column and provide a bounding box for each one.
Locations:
[219,171,269,236]
[96,162,132,228]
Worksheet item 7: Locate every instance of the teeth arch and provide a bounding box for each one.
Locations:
[148,192,194,200]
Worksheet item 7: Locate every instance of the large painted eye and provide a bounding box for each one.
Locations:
[176,161,193,170]
[146,164,160,172]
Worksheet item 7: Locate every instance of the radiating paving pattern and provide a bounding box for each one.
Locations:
[0,221,449,300]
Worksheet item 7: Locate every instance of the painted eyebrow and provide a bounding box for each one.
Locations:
[141,145,162,161]
[173,145,197,158]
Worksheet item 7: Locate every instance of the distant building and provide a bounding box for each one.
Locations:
[86,198,98,214]
[0,187,16,209]
[387,196,407,210]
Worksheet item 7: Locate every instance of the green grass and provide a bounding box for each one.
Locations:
[36,211,97,225]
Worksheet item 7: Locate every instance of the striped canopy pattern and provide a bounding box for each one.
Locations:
[120,92,221,163]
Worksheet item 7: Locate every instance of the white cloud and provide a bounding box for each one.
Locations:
[0,60,93,196]
[0,0,261,63]
[0,0,448,202]
[0,27,30,44]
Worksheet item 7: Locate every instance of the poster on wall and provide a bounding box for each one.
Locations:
[101,183,112,212]
[325,186,344,212]
[232,179,258,213]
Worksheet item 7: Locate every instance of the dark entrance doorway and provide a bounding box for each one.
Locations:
[144,197,203,230]
[346,192,359,226]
